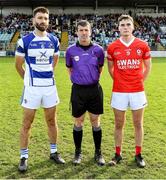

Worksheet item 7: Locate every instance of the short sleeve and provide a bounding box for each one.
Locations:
[97,46,105,67]
[65,48,72,68]
[15,38,25,57]
[107,44,114,61]
[53,37,60,56]
[142,43,151,60]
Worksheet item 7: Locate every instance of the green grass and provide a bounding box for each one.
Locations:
[0,57,166,179]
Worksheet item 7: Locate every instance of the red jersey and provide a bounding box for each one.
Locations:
[107,38,151,92]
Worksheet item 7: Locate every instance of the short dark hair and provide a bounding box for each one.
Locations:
[76,20,91,31]
[118,14,134,25]
[33,6,49,17]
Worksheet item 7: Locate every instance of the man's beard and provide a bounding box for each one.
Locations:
[35,23,48,32]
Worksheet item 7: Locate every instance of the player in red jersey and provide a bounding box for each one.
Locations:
[107,15,152,168]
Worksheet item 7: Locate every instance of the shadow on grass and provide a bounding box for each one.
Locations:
[3,157,144,179]
[32,157,107,179]
[107,159,146,179]
[15,157,108,179]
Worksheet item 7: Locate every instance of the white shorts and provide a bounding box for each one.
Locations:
[111,91,147,111]
[21,86,60,109]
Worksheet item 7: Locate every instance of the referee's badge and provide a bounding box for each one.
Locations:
[74,56,79,61]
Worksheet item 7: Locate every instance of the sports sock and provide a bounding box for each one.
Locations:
[115,146,121,155]
[50,143,57,154]
[20,148,28,159]
[135,146,142,155]
[92,126,102,152]
[73,125,83,152]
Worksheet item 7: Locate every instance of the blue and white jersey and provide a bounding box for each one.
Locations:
[15,32,59,87]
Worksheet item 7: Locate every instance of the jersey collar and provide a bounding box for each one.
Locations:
[76,41,93,50]
[119,37,135,47]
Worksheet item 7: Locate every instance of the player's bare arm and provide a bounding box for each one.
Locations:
[107,60,114,79]
[53,54,59,69]
[15,55,25,79]
[143,58,152,81]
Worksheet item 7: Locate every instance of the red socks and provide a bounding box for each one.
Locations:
[116,146,121,155]
[135,146,142,155]
[115,146,142,155]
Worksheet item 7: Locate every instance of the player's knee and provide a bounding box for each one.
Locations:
[134,121,143,129]
[22,124,31,132]
[91,119,100,127]
[47,118,56,127]
[74,117,84,127]
[73,124,83,131]
[115,122,124,130]
[74,122,83,127]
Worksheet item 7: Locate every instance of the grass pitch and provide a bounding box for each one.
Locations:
[0,57,166,179]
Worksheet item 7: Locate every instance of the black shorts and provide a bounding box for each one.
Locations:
[70,83,103,118]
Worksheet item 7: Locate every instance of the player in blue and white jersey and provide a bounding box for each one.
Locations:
[15,7,65,172]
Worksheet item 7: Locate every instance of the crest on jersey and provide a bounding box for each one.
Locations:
[125,49,131,56]
[39,42,45,49]
[74,56,79,61]
[41,43,45,49]
[136,49,142,56]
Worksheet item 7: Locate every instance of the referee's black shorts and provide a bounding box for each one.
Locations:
[70,83,103,118]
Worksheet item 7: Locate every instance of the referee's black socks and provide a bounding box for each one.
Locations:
[92,126,102,152]
[73,125,83,153]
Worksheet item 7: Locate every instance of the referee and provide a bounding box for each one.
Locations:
[65,20,105,166]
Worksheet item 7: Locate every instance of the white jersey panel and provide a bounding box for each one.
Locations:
[28,47,55,57]
[24,62,31,86]
[33,78,55,87]
[30,64,53,72]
